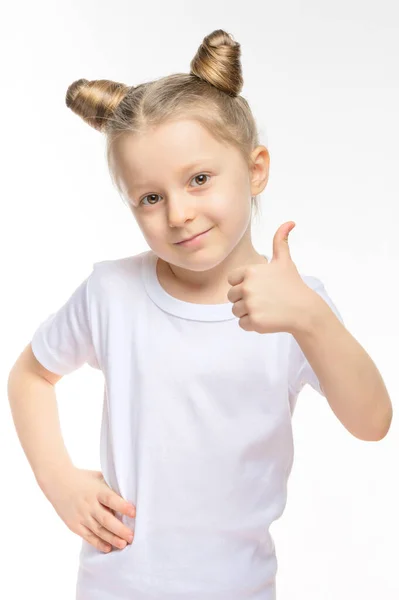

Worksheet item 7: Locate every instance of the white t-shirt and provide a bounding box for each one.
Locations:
[31,249,344,600]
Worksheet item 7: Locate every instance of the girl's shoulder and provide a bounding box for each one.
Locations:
[92,250,147,274]
[298,273,324,292]
[90,250,149,288]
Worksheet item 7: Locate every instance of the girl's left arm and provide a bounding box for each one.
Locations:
[292,295,393,442]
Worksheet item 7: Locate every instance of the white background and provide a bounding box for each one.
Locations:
[2,1,398,598]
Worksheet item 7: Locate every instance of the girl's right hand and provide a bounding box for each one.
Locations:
[41,467,136,553]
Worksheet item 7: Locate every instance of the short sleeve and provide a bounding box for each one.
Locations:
[288,277,344,398]
[30,270,99,376]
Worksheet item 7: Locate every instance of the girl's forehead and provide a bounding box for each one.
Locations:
[113,128,233,176]
[118,119,222,155]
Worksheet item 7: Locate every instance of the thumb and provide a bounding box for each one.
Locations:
[272,221,295,262]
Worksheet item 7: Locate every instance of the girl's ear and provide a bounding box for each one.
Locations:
[250,146,270,196]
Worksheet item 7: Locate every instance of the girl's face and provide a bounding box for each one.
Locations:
[110,118,268,271]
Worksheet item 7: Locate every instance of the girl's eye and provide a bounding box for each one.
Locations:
[139,173,211,206]
[191,173,210,187]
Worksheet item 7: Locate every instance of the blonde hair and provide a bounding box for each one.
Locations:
[65,29,263,221]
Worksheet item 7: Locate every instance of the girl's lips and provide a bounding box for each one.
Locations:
[175,227,213,247]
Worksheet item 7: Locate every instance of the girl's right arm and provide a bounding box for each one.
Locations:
[8,343,73,485]
[7,343,136,553]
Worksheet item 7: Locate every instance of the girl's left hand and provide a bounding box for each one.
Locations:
[227,221,319,335]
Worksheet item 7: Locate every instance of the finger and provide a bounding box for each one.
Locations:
[227,283,245,304]
[86,514,132,550]
[272,221,295,262]
[98,489,136,518]
[102,504,116,517]
[78,523,113,553]
[231,299,248,319]
[93,506,135,545]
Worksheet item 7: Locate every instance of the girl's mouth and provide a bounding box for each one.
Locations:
[175,227,213,247]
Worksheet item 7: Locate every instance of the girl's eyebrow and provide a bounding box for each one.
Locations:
[175,159,213,174]
[130,159,213,192]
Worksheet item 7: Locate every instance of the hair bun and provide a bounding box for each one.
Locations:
[65,78,130,132]
[190,29,243,97]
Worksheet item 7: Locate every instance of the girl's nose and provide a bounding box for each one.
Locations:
[167,196,196,228]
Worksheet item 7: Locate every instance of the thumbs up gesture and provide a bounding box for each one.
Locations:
[227,222,319,335]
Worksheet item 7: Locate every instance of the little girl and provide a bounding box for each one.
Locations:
[9,28,391,600]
